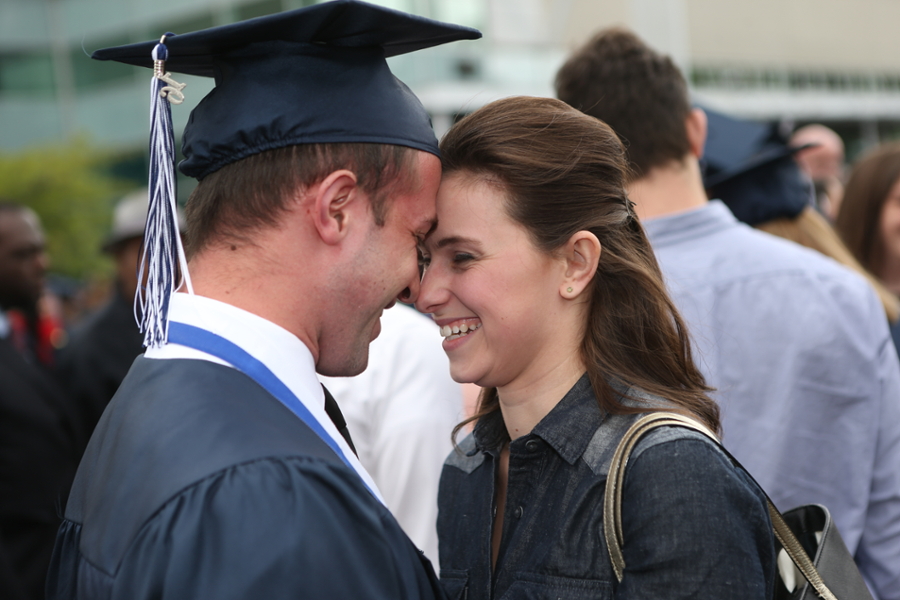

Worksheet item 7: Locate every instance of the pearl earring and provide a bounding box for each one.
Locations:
[566,287,573,293]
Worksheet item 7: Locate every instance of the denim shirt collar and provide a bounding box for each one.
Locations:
[473,374,605,465]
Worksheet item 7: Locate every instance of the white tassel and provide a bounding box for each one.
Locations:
[137,37,193,348]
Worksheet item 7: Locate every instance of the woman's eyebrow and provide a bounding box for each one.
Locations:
[426,235,483,251]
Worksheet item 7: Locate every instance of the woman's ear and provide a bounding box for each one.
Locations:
[313,169,360,245]
[560,231,601,299]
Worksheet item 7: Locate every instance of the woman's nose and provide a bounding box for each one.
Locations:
[414,267,447,315]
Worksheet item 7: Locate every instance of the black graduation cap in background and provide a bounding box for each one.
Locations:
[92,0,482,180]
[701,107,812,226]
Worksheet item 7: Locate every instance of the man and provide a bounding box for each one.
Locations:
[57,189,182,442]
[0,203,80,600]
[46,3,479,599]
[791,123,846,219]
[0,204,51,365]
[556,29,900,598]
[0,204,48,329]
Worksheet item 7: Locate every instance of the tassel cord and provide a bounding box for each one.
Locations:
[137,40,191,348]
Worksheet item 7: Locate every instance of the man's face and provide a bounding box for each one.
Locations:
[113,236,144,303]
[316,151,441,377]
[0,208,48,310]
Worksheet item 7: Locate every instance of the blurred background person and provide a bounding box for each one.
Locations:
[555,28,900,598]
[790,124,847,220]
[0,203,63,368]
[320,303,463,564]
[57,189,183,443]
[836,143,900,296]
[0,201,80,600]
[701,109,900,334]
[835,142,900,346]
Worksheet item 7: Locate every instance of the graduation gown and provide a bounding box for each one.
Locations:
[46,356,445,600]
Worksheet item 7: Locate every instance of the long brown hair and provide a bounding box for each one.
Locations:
[835,142,900,279]
[441,96,719,437]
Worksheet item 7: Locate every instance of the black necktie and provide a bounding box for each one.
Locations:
[321,384,358,456]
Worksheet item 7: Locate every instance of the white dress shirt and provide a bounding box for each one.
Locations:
[145,292,384,503]
[321,304,463,564]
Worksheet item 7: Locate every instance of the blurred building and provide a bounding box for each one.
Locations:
[3,0,900,165]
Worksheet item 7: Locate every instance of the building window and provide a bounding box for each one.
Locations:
[0,53,55,96]
[237,0,287,20]
[71,38,136,91]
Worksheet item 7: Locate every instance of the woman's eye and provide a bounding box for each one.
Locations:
[453,253,474,264]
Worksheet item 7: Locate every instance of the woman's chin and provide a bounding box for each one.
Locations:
[449,363,484,386]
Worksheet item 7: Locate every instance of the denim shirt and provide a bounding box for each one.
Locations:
[437,376,776,600]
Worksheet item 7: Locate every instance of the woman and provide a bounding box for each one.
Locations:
[836,142,900,297]
[416,97,775,599]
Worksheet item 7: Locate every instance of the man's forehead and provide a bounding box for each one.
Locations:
[418,216,438,237]
[0,210,43,246]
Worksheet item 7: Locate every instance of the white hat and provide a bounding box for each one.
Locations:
[102,188,185,252]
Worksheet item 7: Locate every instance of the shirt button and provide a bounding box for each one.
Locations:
[525,439,540,452]
[514,506,523,519]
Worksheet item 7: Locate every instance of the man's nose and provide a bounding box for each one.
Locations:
[35,250,49,274]
[397,271,420,305]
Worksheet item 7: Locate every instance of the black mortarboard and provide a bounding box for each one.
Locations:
[701,107,812,226]
[90,0,480,349]
[92,0,481,179]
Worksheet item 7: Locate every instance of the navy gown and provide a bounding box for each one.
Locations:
[47,357,444,600]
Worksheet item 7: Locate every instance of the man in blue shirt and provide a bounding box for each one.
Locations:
[556,28,900,599]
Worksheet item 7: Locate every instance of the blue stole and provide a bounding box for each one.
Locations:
[167,321,380,500]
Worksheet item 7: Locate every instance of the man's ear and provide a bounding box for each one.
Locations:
[685,107,708,160]
[312,169,361,245]
[560,230,601,299]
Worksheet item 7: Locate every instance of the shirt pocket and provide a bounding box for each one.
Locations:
[440,569,469,600]
[500,572,613,600]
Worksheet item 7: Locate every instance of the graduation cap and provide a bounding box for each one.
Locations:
[701,107,812,226]
[93,0,481,179]
[91,0,481,348]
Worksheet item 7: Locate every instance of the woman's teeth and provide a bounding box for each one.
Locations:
[440,322,481,341]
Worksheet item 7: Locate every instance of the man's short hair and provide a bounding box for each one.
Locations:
[555,28,692,179]
[184,143,414,258]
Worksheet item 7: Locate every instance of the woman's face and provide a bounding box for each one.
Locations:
[416,173,572,390]
[879,176,900,270]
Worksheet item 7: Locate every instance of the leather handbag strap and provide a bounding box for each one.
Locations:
[602,412,838,600]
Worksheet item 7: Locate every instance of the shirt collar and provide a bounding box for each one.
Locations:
[472,375,677,466]
[473,374,605,465]
[531,374,604,465]
[641,200,738,248]
[151,293,324,413]
[146,293,384,502]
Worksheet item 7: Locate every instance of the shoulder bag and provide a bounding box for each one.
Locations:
[602,412,874,600]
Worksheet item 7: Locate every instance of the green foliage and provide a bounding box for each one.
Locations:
[0,138,133,280]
